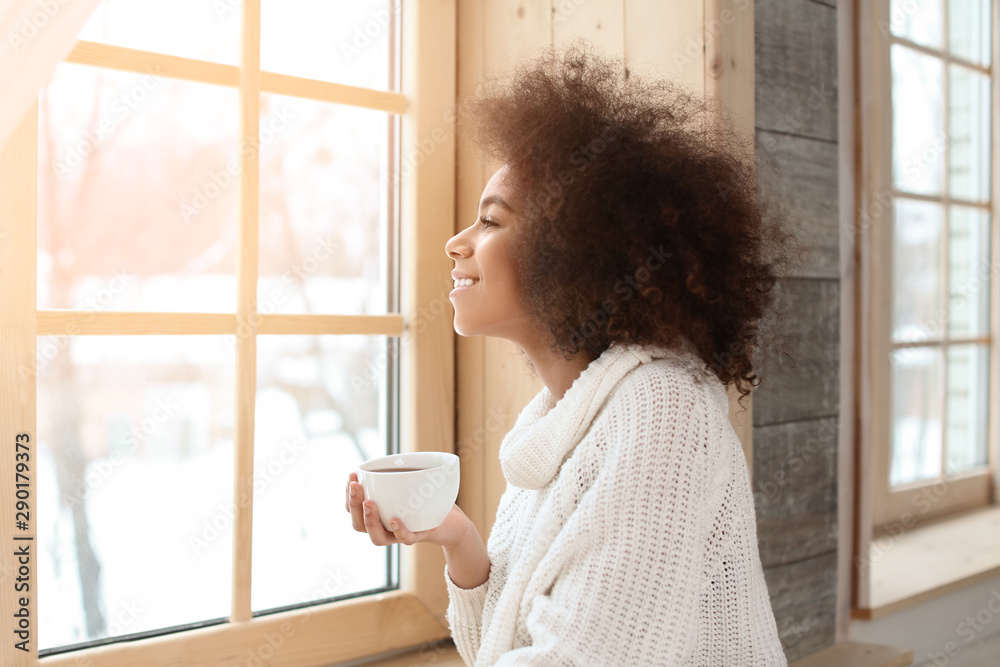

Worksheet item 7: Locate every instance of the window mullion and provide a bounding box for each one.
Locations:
[231,0,261,624]
[991,0,1000,501]
[941,0,951,481]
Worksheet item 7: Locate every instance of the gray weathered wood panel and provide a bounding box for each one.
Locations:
[763,551,839,662]
[753,1,840,659]
[753,417,839,567]
[752,277,840,426]
[757,129,840,279]
[756,0,839,142]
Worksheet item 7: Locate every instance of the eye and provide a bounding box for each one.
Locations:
[479,216,498,229]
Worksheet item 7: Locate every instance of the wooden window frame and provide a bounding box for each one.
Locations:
[854,0,1000,606]
[0,1,458,665]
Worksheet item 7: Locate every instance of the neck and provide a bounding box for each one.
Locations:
[515,331,594,402]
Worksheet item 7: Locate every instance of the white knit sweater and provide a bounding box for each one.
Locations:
[443,340,787,666]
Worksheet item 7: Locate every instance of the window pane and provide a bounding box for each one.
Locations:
[892,199,944,342]
[890,346,943,485]
[945,345,989,473]
[258,94,391,316]
[892,45,945,195]
[889,0,943,48]
[948,206,991,337]
[261,0,398,92]
[38,336,235,651]
[251,335,395,612]
[77,0,239,64]
[948,0,992,65]
[948,64,992,202]
[38,63,239,313]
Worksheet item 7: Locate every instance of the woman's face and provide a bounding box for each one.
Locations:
[445,165,534,341]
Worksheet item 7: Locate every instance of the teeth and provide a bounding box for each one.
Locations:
[454,278,478,288]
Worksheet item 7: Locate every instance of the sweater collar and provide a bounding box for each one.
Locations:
[499,338,713,490]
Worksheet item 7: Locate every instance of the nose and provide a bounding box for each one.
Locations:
[445,227,471,260]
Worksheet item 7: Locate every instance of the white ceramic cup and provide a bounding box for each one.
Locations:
[356,452,460,532]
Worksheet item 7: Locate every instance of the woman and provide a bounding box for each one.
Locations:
[345,41,799,665]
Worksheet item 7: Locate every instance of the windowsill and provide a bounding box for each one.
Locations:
[852,503,1000,620]
[336,640,464,666]
[349,640,914,667]
[788,641,913,667]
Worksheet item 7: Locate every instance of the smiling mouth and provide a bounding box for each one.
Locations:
[451,278,479,295]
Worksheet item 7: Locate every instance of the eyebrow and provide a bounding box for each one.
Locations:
[478,194,514,214]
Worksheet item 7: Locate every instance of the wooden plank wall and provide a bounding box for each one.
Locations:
[751,0,841,661]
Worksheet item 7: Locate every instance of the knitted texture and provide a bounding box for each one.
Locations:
[443,340,787,666]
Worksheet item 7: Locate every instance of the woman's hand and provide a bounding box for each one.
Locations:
[345,471,470,548]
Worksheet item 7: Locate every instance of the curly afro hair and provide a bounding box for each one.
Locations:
[456,40,805,406]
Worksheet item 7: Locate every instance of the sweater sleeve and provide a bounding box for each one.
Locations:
[444,562,489,665]
[493,373,715,666]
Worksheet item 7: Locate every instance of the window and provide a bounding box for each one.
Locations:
[864,0,997,530]
[854,0,998,612]
[0,1,458,665]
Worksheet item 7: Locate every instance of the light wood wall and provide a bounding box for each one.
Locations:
[453,0,756,543]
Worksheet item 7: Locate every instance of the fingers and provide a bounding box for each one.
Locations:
[346,472,418,546]
[361,499,398,546]
[346,474,367,533]
[344,472,355,512]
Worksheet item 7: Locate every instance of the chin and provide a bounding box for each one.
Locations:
[451,317,474,337]
[452,316,495,339]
